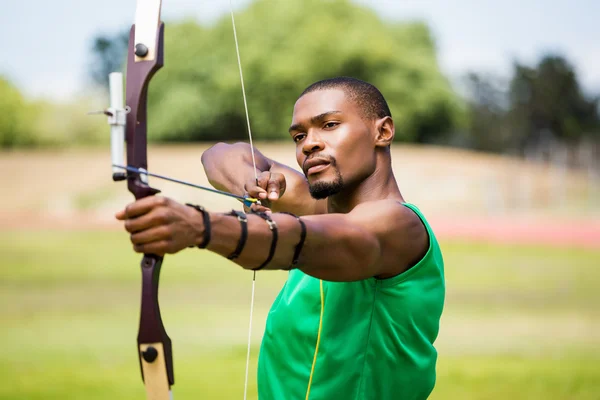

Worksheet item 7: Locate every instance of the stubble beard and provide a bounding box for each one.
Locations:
[307,165,344,199]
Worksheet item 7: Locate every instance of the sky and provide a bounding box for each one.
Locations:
[1,0,599,101]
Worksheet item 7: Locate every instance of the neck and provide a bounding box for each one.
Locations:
[327,154,403,214]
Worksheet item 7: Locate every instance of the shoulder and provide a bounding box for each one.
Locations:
[349,199,423,231]
[349,200,429,279]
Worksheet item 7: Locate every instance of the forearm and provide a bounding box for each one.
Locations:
[204,211,380,281]
[201,142,272,196]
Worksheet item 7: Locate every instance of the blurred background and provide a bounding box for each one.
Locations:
[1,0,598,399]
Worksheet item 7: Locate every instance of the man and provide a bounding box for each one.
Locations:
[116,77,445,399]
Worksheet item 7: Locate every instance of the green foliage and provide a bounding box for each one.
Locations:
[27,97,108,147]
[0,75,109,149]
[146,0,464,142]
[0,76,34,148]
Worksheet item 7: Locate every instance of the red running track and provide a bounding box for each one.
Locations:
[429,215,600,249]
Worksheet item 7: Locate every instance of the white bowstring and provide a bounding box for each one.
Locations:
[243,274,256,400]
[229,2,258,400]
[230,0,259,185]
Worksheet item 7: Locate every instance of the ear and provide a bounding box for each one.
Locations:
[374,116,395,148]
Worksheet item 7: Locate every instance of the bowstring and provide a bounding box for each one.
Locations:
[230,0,259,185]
[229,2,258,399]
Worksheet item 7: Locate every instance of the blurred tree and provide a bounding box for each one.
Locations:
[462,72,513,151]
[0,76,33,148]
[507,55,600,148]
[89,0,464,142]
[88,30,129,90]
[464,55,600,154]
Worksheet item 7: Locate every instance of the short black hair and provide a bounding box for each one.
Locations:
[299,77,392,120]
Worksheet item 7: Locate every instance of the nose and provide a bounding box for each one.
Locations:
[302,130,325,156]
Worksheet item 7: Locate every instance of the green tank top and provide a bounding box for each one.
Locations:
[257,203,445,400]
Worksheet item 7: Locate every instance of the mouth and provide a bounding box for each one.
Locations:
[307,163,330,176]
[303,158,331,176]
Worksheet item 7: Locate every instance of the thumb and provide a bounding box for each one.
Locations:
[267,172,286,200]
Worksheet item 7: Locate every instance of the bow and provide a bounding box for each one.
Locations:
[121,1,174,399]
[103,1,259,398]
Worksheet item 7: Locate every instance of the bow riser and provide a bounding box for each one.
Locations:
[124,19,174,400]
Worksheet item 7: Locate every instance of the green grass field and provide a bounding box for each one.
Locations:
[1,231,598,399]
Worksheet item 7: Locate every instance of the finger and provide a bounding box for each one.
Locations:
[256,171,275,199]
[130,225,172,246]
[245,201,269,213]
[250,203,272,214]
[124,207,171,233]
[244,179,268,199]
[124,196,170,219]
[246,186,267,200]
[133,239,170,256]
[115,208,127,220]
[256,171,271,188]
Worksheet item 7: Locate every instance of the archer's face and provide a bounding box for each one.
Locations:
[289,89,377,199]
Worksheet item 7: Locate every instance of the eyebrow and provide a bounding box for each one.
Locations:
[288,110,342,133]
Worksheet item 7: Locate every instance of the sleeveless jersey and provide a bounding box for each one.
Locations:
[257,203,445,400]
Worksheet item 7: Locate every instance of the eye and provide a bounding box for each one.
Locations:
[293,133,306,143]
[323,121,339,129]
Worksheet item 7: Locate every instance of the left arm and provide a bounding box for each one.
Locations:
[115,198,428,281]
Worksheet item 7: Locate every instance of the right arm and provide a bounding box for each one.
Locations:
[201,142,324,216]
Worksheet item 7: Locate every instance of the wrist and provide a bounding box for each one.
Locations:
[204,212,241,256]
